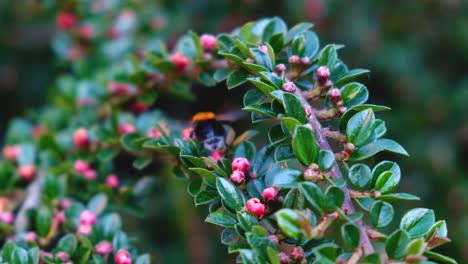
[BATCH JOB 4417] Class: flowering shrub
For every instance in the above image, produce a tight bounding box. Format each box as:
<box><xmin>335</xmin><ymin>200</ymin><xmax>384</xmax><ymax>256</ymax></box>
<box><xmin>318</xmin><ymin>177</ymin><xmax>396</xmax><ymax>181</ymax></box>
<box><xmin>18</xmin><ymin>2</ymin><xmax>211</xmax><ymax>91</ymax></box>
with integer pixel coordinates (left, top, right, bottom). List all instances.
<box><xmin>0</xmin><ymin>2</ymin><xmax>458</xmax><ymax>264</ymax></box>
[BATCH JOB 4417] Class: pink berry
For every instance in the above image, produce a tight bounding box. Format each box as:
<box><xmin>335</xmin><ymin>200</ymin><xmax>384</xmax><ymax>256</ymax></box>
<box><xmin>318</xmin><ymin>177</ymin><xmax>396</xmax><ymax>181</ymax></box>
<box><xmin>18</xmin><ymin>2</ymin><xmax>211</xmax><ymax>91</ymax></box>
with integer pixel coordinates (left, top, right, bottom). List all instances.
<box><xmin>208</xmin><ymin>150</ymin><xmax>224</xmax><ymax>164</ymax></box>
<box><xmin>304</xmin><ymin>104</ymin><xmax>312</xmax><ymax>117</ymax></box>
<box><xmin>146</xmin><ymin>128</ymin><xmax>161</xmax><ymax>139</ymax></box>
<box><xmin>246</xmin><ymin>198</ymin><xmax>266</xmax><ymax>220</ymax></box>
<box><xmin>108</xmin><ymin>82</ymin><xmax>131</xmax><ymax>96</ymax></box>
<box><xmin>276</xmin><ymin>64</ymin><xmax>286</xmax><ymax>73</ymax></box>
<box><xmin>3</xmin><ymin>145</ymin><xmax>20</xmax><ymax>161</ymax></box>
<box><xmin>278</xmin><ymin>252</ymin><xmax>289</xmax><ymax>264</ymax></box>
<box><xmin>259</xmin><ymin>45</ymin><xmax>269</xmax><ymax>54</ymax></box>
<box><xmin>95</xmin><ymin>241</ymin><xmax>113</xmax><ymax>256</ymax></box>
<box><xmin>61</xmin><ymin>198</ymin><xmax>72</xmax><ymax>209</ymax></box>
<box><xmin>57</xmin><ymin>11</ymin><xmax>76</xmax><ymax>31</ymax></box>
<box><xmin>200</xmin><ymin>34</ymin><xmax>217</xmax><ymax>52</ymax></box>
<box><xmin>55</xmin><ymin>211</ymin><xmax>66</xmax><ymax>224</ymax></box>
<box><xmin>170</xmin><ymin>52</ymin><xmax>189</xmax><ymax>71</ymax></box>
<box><xmin>231</xmin><ymin>157</ymin><xmax>250</xmax><ymax>173</ymax></box>
<box><xmin>0</xmin><ymin>212</ymin><xmax>14</xmax><ymax>224</ymax></box>
<box><xmin>24</xmin><ymin>232</ymin><xmax>38</xmax><ymax>243</ymax></box>
<box><xmin>115</xmin><ymin>249</ymin><xmax>132</xmax><ymax>264</ymax></box>
<box><xmin>56</xmin><ymin>252</ymin><xmax>70</xmax><ymax>262</ymax></box>
<box><xmin>182</xmin><ymin>127</ymin><xmax>193</xmax><ymax>140</ymax></box>
<box><xmin>106</xmin><ymin>175</ymin><xmax>120</xmax><ymax>188</ymax></box>
<box><xmin>262</xmin><ymin>187</ymin><xmax>278</xmax><ymax>202</ymax></box>
<box><xmin>79</xmin><ymin>24</ymin><xmax>95</xmax><ymax>39</ymax></box>
<box><xmin>300</xmin><ymin>57</ymin><xmax>310</xmax><ymax>65</ymax></box>
<box><xmin>73</xmin><ymin>128</ymin><xmax>90</xmax><ymax>147</ymax></box>
<box><xmin>316</xmin><ymin>66</ymin><xmax>330</xmax><ymax>84</ymax></box>
<box><xmin>119</xmin><ymin>123</ymin><xmax>136</xmax><ymax>135</ymax></box>
<box><xmin>74</xmin><ymin>160</ymin><xmax>90</xmax><ymax>174</ymax></box>
<box><xmin>230</xmin><ymin>170</ymin><xmax>246</xmax><ymax>185</ymax></box>
<box><xmin>282</xmin><ymin>81</ymin><xmax>297</xmax><ymax>93</ymax></box>
<box><xmin>290</xmin><ymin>247</ymin><xmax>304</xmax><ymax>262</ymax></box>
<box><xmin>18</xmin><ymin>165</ymin><xmax>36</xmax><ymax>181</ymax></box>
<box><xmin>328</xmin><ymin>88</ymin><xmax>342</xmax><ymax>106</ymax></box>
<box><xmin>288</xmin><ymin>55</ymin><xmax>300</xmax><ymax>64</ymax></box>
<box><xmin>79</xmin><ymin>210</ymin><xmax>97</xmax><ymax>225</ymax></box>
<box><xmin>77</xmin><ymin>224</ymin><xmax>92</xmax><ymax>236</ymax></box>
<box><xmin>83</xmin><ymin>169</ymin><xmax>97</xmax><ymax>181</ymax></box>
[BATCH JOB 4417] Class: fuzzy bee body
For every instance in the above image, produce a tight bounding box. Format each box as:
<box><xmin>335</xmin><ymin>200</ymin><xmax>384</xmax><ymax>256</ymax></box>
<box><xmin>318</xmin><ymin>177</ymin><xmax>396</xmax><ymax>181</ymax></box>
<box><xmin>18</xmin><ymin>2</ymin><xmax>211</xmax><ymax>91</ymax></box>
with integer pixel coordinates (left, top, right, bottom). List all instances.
<box><xmin>191</xmin><ymin>112</ymin><xmax>226</xmax><ymax>152</ymax></box>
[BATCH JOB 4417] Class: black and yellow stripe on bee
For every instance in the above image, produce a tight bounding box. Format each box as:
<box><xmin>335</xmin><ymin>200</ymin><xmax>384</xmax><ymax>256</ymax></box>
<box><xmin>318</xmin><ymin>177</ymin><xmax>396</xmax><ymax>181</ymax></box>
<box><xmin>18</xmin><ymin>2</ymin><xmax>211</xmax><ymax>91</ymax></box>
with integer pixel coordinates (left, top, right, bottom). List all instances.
<box><xmin>191</xmin><ymin>112</ymin><xmax>226</xmax><ymax>151</ymax></box>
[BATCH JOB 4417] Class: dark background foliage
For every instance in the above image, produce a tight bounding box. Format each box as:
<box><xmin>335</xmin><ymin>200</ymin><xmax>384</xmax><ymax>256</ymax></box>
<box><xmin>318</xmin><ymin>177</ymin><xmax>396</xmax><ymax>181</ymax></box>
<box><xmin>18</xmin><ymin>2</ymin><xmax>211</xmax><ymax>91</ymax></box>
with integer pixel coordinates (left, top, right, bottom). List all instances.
<box><xmin>0</xmin><ymin>0</ymin><xmax>466</xmax><ymax>263</ymax></box>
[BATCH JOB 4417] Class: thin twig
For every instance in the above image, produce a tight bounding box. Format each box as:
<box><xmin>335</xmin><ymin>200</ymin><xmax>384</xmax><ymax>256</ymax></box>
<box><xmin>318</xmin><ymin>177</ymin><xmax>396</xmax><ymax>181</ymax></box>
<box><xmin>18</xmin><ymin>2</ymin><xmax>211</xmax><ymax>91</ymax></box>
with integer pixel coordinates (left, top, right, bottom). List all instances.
<box><xmin>294</xmin><ymin>90</ymin><xmax>375</xmax><ymax>255</ymax></box>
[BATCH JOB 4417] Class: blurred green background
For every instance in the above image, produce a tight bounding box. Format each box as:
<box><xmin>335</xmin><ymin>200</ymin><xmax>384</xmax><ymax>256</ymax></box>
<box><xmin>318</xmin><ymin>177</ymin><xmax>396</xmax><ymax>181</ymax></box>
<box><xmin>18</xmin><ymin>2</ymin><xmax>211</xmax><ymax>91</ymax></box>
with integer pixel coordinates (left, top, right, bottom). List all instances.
<box><xmin>0</xmin><ymin>0</ymin><xmax>466</xmax><ymax>263</ymax></box>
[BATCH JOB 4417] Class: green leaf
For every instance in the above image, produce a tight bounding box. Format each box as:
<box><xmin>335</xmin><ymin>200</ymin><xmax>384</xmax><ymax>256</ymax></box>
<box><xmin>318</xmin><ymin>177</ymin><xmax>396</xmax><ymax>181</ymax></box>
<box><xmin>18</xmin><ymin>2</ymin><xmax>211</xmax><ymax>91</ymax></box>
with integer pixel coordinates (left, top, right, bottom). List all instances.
<box><xmin>405</xmin><ymin>237</ymin><xmax>425</xmax><ymax>256</ymax></box>
<box><xmin>57</xmin><ymin>234</ymin><xmax>78</xmax><ymax>254</ymax></box>
<box><xmin>375</xmin><ymin>171</ymin><xmax>398</xmax><ymax>194</ymax></box>
<box><xmin>213</xmin><ymin>68</ymin><xmax>233</xmax><ymax>82</ymax></box>
<box><xmin>216</xmin><ymin>177</ymin><xmax>246</xmax><ymax>212</ymax></box>
<box><xmin>190</xmin><ymin>168</ymin><xmax>218</xmax><ymax>186</ymax></box>
<box><xmin>318</xmin><ymin>150</ymin><xmax>335</xmax><ymax>171</ymax></box>
<box><xmin>237</xmin><ymin>211</ymin><xmax>259</xmax><ymax>232</ymax></box>
<box><xmin>386</xmin><ymin>229</ymin><xmax>411</xmax><ymax>259</ymax></box>
<box><xmin>120</xmin><ymin>133</ymin><xmax>143</xmax><ymax>152</ymax></box>
<box><xmin>244</xmin><ymin>88</ymin><xmax>267</xmax><ymax>106</ymax></box>
<box><xmin>359</xmin><ymin>253</ymin><xmax>382</xmax><ymax>264</ymax></box>
<box><xmin>314</xmin><ymin>243</ymin><xmax>339</xmax><ymax>264</ymax></box>
<box><xmin>286</xmin><ymin>22</ymin><xmax>314</xmax><ymax>43</ymax></box>
<box><xmin>346</xmin><ymin>109</ymin><xmax>376</xmax><ymax>147</ymax></box>
<box><xmin>318</xmin><ymin>44</ymin><xmax>338</xmax><ymax>70</ymax></box>
<box><xmin>135</xmin><ymin>254</ymin><xmax>152</xmax><ymax>264</ymax></box>
<box><xmin>189</xmin><ymin>31</ymin><xmax>204</xmax><ymax>59</ymax></box>
<box><xmin>340</xmin><ymin>82</ymin><xmax>369</xmax><ymax>107</ymax></box>
<box><xmin>400</xmin><ymin>208</ymin><xmax>435</xmax><ymax>238</ymax></box>
<box><xmin>87</xmin><ymin>193</ymin><xmax>108</xmax><ymax>215</ymax></box>
<box><xmin>376</xmin><ymin>138</ymin><xmax>409</xmax><ymax>156</ymax></box>
<box><xmin>28</xmin><ymin>247</ymin><xmax>40</xmax><ymax>264</ymax></box>
<box><xmin>425</xmin><ymin>220</ymin><xmax>448</xmax><ymax>240</ymax></box>
<box><xmin>218</xmin><ymin>51</ymin><xmax>244</xmax><ymax>64</ymax></box>
<box><xmin>12</xmin><ymin>247</ymin><xmax>28</xmax><ymax>264</ymax></box>
<box><xmin>346</xmin><ymin>164</ymin><xmax>372</xmax><ymax>190</ymax></box>
<box><xmin>243</xmin><ymin>104</ymin><xmax>277</xmax><ymax>117</ymax></box>
<box><xmin>292</xmin><ymin>125</ymin><xmax>319</xmax><ymax>166</ymax></box>
<box><xmin>234</xmin><ymin>141</ymin><xmax>256</xmax><ymax>162</ymax></box>
<box><xmin>372</xmin><ymin>161</ymin><xmax>400</xmax><ymax>187</ymax></box>
<box><xmin>133</xmin><ymin>156</ymin><xmax>153</xmax><ymax>170</ymax></box>
<box><xmin>280</xmin><ymin>117</ymin><xmax>301</xmax><ymax>134</ymax></box>
<box><xmin>221</xmin><ymin>229</ymin><xmax>240</xmax><ymax>245</ymax></box>
<box><xmin>205</xmin><ymin>212</ymin><xmax>238</xmax><ymax>228</ymax></box>
<box><xmin>335</xmin><ymin>69</ymin><xmax>370</xmax><ymax>86</ymax></box>
<box><xmin>300</xmin><ymin>182</ymin><xmax>325</xmax><ymax>212</ymax></box>
<box><xmin>370</xmin><ymin>201</ymin><xmax>394</xmax><ymax>228</ymax></box>
<box><xmin>325</xmin><ymin>186</ymin><xmax>344</xmax><ymax>212</ymax></box>
<box><xmin>265</xmin><ymin>167</ymin><xmax>302</xmax><ymax>188</ymax></box>
<box><xmin>36</xmin><ymin>207</ymin><xmax>52</xmax><ymax>238</ymax></box>
<box><xmin>275</xmin><ymin>209</ymin><xmax>301</xmax><ymax>239</ymax></box>
<box><xmin>248</xmin><ymin>78</ymin><xmax>276</xmax><ymax>95</ymax></box>
<box><xmin>423</xmin><ymin>251</ymin><xmax>458</xmax><ymax>264</ymax></box>
<box><xmin>227</xmin><ymin>70</ymin><xmax>250</xmax><ymax>89</ymax></box>
<box><xmin>268</xmin><ymin>125</ymin><xmax>287</xmax><ymax>145</ymax></box>
<box><xmin>274</xmin><ymin>144</ymin><xmax>294</xmax><ymax>162</ymax></box>
<box><xmin>376</xmin><ymin>193</ymin><xmax>420</xmax><ymax>202</ymax></box>
<box><xmin>283</xmin><ymin>93</ymin><xmax>308</xmax><ymax>124</ymax></box>
<box><xmin>283</xmin><ymin>188</ymin><xmax>305</xmax><ymax>210</ymax></box>
<box><xmin>341</xmin><ymin>223</ymin><xmax>360</xmax><ymax>249</ymax></box>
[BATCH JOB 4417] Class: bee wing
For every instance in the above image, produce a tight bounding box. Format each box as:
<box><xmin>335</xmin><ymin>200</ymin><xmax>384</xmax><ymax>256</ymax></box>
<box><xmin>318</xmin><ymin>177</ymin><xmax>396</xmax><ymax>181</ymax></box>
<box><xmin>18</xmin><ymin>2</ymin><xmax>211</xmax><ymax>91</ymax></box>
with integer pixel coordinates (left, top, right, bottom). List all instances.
<box><xmin>216</xmin><ymin>109</ymin><xmax>246</xmax><ymax>122</ymax></box>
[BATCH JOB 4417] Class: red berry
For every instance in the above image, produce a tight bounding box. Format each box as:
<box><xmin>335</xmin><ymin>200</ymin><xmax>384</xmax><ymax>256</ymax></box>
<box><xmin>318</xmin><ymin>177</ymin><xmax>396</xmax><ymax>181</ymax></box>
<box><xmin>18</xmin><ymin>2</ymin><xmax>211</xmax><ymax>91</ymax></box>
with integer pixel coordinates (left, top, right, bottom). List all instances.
<box><xmin>246</xmin><ymin>198</ymin><xmax>266</xmax><ymax>220</ymax></box>
<box><xmin>262</xmin><ymin>187</ymin><xmax>278</xmax><ymax>202</ymax></box>
<box><xmin>230</xmin><ymin>170</ymin><xmax>246</xmax><ymax>185</ymax></box>
<box><xmin>3</xmin><ymin>145</ymin><xmax>20</xmax><ymax>161</ymax></box>
<box><xmin>73</xmin><ymin>128</ymin><xmax>90</xmax><ymax>147</ymax></box>
<box><xmin>95</xmin><ymin>241</ymin><xmax>113</xmax><ymax>256</ymax></box>
<box><xmin>55</xmin><ymin>211</ymin><xmax>66</xmax><ymax>225</ymax></box>
<box><xmin>106</xmin><ymin>175</ymin><xmax>120</xmax><ymax>188</ymax></box>
<box><xmin>79</xmin><ymin>210</ymin><xmax>97</xmax><ymax>225</ymax></box>
<box><xmin>115</xmin><ymin>249</ymin><xmax>132</xmax><ymax>264</ymax></box>
<box><xmin>146</xmin><ymin>128</ymin><xmax>162</xmax><ymax>139</ymax></box>
<box><xmin>132</xmin><ymin>101</ymin><xmax>150</xmax><ymax>114</ymax></box>
<box><xmin>74</xmin><ymin>160</ymin><xmax>90</xmax><ymax>174</ymax></box>
<box><xmin>170</xmin><ymin>52</ymin><xmax>189</xmax><ymax>71</ymax></box>
<box><xmin>18</xmin><ymin>164</ymin><xmax>36</xmax><ymax>181</ymax></box>
<box><xmin>316</xmin><ymin>66</ymin><xmax>330</xmax><ymax>84</ymax></box>
<box><xmin>200</xmin><ymin>34</ymin><xmax>217</xmax><ymax>52</ymax></box>
<box><xmin>231</xmin><ymin>157</ymin><xmax>250</xmax><ymax>173</ymax></box>
<box><xmin>79</xmin><ymin>24</ymin><xmax>95</xmax><ymax>39</ymax></box>
<box><xmin>208</xmin><ymin>150</ymin><xmax>224</xmax><ymax>164</ymax></box>
<box><xmin>57</xmin><ymin>11</ymin><xmax>76</xmax><ymax>31</ymax></box>
<box><xmin>290</xmin><ymin>247</ymin><xmax>304</xmax><ymax>262</ymax></box>
<box><xmin>24</xmin><ymin>232</ymin><xmax>38</xmax><ymax>243</ymax></box>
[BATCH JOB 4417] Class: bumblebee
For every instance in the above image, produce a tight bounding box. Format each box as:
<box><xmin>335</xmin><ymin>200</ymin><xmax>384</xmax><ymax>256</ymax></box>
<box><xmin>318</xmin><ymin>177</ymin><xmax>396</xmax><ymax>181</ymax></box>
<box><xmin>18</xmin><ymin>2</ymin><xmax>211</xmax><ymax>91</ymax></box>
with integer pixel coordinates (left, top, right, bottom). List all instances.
<box><xmin>191</xmin><ymin>112</ymin><xmax>226</xmax><ymax>152</ymax></box>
